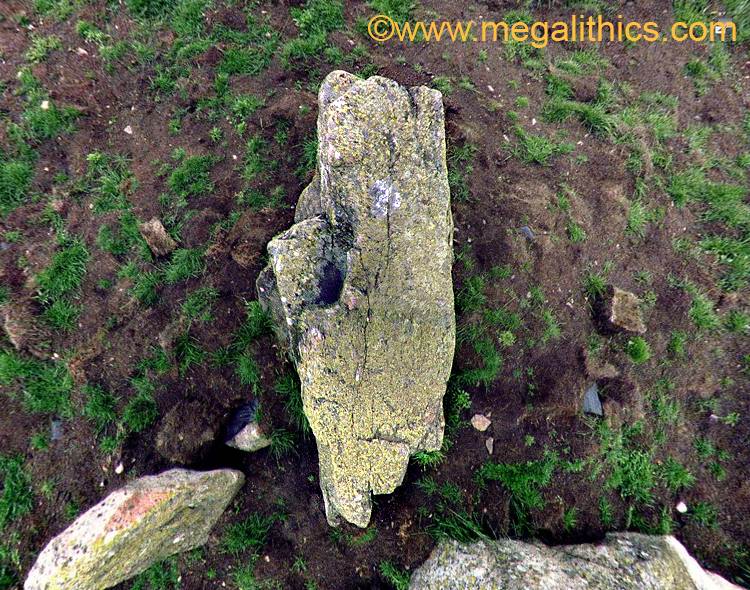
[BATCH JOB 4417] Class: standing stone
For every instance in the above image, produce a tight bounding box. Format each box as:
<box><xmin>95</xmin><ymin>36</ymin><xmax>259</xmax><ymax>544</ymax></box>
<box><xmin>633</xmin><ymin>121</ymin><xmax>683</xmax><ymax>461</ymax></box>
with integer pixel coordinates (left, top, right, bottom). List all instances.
<box><xmin>25</xmin><ymin>469</ymin><xmax>244</xmax><ymax>590</ymax></box>
<box><xmin>257</xmin><ymin>71</ymin><xmax>455</xmax><ymax>527</ymax></box>
<box><xmin>409</xmin><ymin>534</ymin><xmax>742</xmax><ymax>590</ymax></box>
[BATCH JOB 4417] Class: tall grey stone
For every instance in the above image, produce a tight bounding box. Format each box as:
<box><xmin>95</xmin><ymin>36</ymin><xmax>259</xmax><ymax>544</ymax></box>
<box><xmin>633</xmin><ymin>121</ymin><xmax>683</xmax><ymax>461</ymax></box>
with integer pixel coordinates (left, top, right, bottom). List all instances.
<box><xmin>257</xmin><ymin>71</ymin><xmax>455</xmax><ymax>527</ymax></box>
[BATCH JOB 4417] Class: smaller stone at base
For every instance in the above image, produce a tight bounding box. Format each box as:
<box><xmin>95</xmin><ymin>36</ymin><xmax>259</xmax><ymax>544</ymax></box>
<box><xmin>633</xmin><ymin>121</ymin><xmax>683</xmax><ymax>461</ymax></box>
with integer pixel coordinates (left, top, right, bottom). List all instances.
<box><xmin>226</xmin><ymin>421</ymin><xmax>271</xmax><ymax>452</ymax></box>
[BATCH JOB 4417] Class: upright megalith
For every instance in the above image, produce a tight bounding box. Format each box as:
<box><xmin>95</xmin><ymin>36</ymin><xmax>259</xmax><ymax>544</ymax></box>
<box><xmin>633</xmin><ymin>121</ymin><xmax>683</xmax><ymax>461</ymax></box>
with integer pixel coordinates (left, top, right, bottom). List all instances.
<box><xmin>257</xmin><ymin>71</ymin><xmax>455</xmax><ymax>527</ymax></box>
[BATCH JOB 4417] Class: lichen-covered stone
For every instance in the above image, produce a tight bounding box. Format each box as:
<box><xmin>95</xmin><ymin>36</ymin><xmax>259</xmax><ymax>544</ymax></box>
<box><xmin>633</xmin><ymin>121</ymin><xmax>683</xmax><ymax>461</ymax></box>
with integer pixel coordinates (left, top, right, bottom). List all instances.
<box><xmin>138</xmin><ymin>218</ymin><xmax>176</xmax><ymax>257</ymax></box>
<box><xmin>604</xmin><ymin>286</ymin><xmax>646</xmax><ymax>333</ymax></box>
<box><xmin>409</xmin><ymin>534</ymin><xmax>742</xmax><ymax>590</ymax></box>
<box><xmin>257</xmin><ymin>71</ymin><xmax>454</xmax><ymax>527</ymax></box>
<box><xmin>25</xmin><ymin>468</ymin><xmax>244</xmax><ymax>590</ymax></box>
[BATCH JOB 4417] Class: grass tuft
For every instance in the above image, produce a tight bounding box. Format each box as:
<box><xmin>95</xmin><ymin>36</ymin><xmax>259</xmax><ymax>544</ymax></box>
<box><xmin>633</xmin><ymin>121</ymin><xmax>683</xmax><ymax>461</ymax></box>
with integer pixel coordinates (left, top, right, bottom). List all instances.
<box><xmin>222</xmin><ymin>513</ymin><xmax>275</xmax><ymax>556</ymax></box>
<box><xmin>0</xmin><ymin>456</ymin><xmax>33</xmax><ymax>531</ymax></box>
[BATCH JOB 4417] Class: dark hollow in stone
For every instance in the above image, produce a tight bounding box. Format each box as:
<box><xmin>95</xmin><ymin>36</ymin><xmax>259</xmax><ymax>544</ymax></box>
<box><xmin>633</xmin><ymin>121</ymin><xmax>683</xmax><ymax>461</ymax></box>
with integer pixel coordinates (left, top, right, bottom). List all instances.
<box><xmin>316</xmin><ymin>261</ymin><xmax>344</xmax><ymax>306</ymax></box>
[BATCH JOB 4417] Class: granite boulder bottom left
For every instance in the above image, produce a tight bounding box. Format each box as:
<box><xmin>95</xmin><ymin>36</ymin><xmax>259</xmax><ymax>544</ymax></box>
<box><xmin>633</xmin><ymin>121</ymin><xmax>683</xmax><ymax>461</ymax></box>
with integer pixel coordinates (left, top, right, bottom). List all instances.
<box><xmin>25</xmin><ymin>468</ymin><xmax>245</xmax><ymax>590</ymax></box>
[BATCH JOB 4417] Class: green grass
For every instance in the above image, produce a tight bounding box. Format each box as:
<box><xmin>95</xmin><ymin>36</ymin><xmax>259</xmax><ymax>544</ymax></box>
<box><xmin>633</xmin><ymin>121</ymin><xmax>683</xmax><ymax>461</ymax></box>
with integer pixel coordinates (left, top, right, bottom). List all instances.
<box><xmin>235</xmin><ymin>352</ymin><xmax>261</xmax><ymax>391</ymax></box>
<box><xmin>562</xmin><ymin>506</ymin><xmax>578</xmax><ymax>531</ymax></box>
<box><xmin>34</xmin><ymin>0</ymin><xmax>74</xmax><ymax>20</ymax></box>
<box><xmin>686</xmin><ymin>287</ymin><xmax>720</xmax><ymax>330</ymax></box>
<box><xmin>0</xmin><ymin>456</ymin><xmax>33</xmax><ymax>531</ymax></box>
<box><xmin>477</xmin><ymin>452</ymin><xmax>557</xmax><ymax>534</ymax></box>
<box><xmin>243</xmin><ymin>136</ymin><xmax>270</xmax><ymax>181</ymax></box>
<box><xmin>0</xmin><ymin>350</ymin><xmax>73</xmax><ymax>416</ymax></box>
<box><xmin>21</xmin><ymin>100</ymin><xmax>78</xmax><ymax>144</ymax></box>
<box><xmin>167</xmin><ymin>155</ymin><xmax>215</xmax><ymax>199</ymax></box>
<box><xmin>554</xmin><ymin>49</ymin><xmax>608</xmax><ymax>75</ymax></box>
<box><xmin>456</xmin><ymin>332</ymin><xmax>502</xmax><ymax>388</ymax></box>
<box><xmin>412</xmin><ymin>449</ymin><xmax>445</xmax><ymax>469</ymax></box>
<box><xmin>626</xmin><ymin>199</ymin><xmax>649</xmax><ymax>238</ymax></box>
<box><xmin>567</xmin><ymin>220</ymin><xmax>587</xmax><ymax>243</ymax></box>
<box><xmin>0</xmin><ymin>157</ymin><xmax>34</xmax><ymax>216</ymax></box>
<box><xmin>276</xmin><ymin>372</ymin><xmax>310</xmax><ymax>437</ymax></box>
<box><xmin>542</xmin><ymin>97</ymin><xmax>615</xmax><ymax>137</ymax></box>
<box><xmin>164</xmin><ymin>248</ymin><xmax>204</xmax><ymax>284</ymax></box>
<box><xmin>726</xmin><ymin>0</ymin><xmax>750</xmax><ymax>42</ymax></box>
<box><xmin>83</xmin><ymin>384</ymin><xmax>118</xmax><ymax>434</ymax></box>
<box><xmin>129</xmin><ymin>269</ymin><xmax>163</xmax><ymax>306</ymax></box>
<box><xmin>296</xmin><ymin>135</ymin><xmax>318</xmax><ymax>180</ymax></box>
<box><xmin>426</xmin><ymin>507</ymin><xmax>486</xmax><ymax>543</ymax></box>
<box><xmin>174</xmin><ymin>333</ymin><xmax>205</xmax><ymax>375</ymax></box>
<box><xmin>369</xmin><ymin>0</ymin><xmax>414</xmax><ymax>22</ymax></box>
<box><xmin>181</xmin><ymin>286</ymin><xmax>218</xmax><ymax>324</ymax></box>
<box><xmin>121</xmin><ymin>376</ymin><xmax>159</xmax><ymax>433</ymax></box>
<box><xmin>346</xmin><ymin>525</ymin><xmax>378</xmax><ymax>547</ymax></box>
<box><xmin>540</xmin><ymin>308</ymin><xmax>561</xmax><ymax>343</ymax></box>
<box><xmin>96</xmin><ymin>211</ymin><xmax>149</xmax><ymax>259</ymax></box>
<box><xmin>222</xmin><ymin>513</ymin><xmax>275</xmax><ymax>556</ymax></box>
<box><xmin>25</xmin><ymin>35</ymin><xmax>62</xmax><ymax>63</ymax></box>
<box><xmin>625</xmin><ymin>337</ymin><xmax>651</xmax><ymax>364</ymax></box>
<box><xmin>726</xmin><ymin>310</ymin><xmax>749</xmax><ymax>334</ymax></box>
<box><xmin>41</xmin><ymin>299</ymin><xmax>81</xmax><ymax>331</ymax></box>
<box><xmin>379</xmin><ymin>561</ymin><xmax>410</xmax><ymax>590</ymax></box>
<box><xmin>595</xmin><ymin>421</ymin><xmax>656</xmax><ymax>506</ymax></box>
<box><xmin>700</xmin><ymin>235</ymin><xmax>750</xmax><ymax>292</ymax></box>
<box><xmin>270</xmin><ymin>429</ymin><xmax>297</xmax><ymax>462</ymax></box>
<box><xmin>0</xmin><ymin>539</ymin><xmax>21</xmax><ymax>590</ymax></box>
<box><xmin>282</xmin><ymin>0</ymin><xmax>345</xmax><ymax>66</ymax></box>
<box><xmin>81</xmin><ymin>152</ymin><xmax>134</xmax><ymax>214</ymax></box>
<box><xmin>512</xmin><ymin>126</ymin><xmax>574</xmax><ymax>165</ymax></box>
<box><xmin>659</xmin><ymin>457</ymin><xmax>695</xmax><ymax>492</ymax></box>
<box><xmin>130</xmin><ymin>557</ymin><xmax>180</xmax><ymax>590</ymax></box>
<box><xmin>447</xmin><ymin>142</ymin><xmax>476</xmax><ymax>202</ymax></box>
<box><xmin>690</xmin><ymin>501</ymin><xmax>718</xmax><ymax>528</ymax></box>
<box><xmin>35</xmin><ymin>238</ymin><xmax>89</xmax><ymax>312</ymax></box>
<box><xmin>456</xmin><ymin>275</ymin><xmax>486</xmax><ymax>314</ymax></box>
<box><xmin>582</xmin><ymin>268</ymin><xmax>608</xmax><ymax>300</ymax></box>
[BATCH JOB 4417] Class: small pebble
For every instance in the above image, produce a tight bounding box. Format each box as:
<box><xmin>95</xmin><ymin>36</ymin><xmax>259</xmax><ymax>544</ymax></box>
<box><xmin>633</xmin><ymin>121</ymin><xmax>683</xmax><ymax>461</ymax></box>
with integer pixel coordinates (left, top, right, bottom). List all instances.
<box><xmin>115</xmin><ymin>462</ymin><xmax>124</xmax><ymax>475</ymax></box>
<box><xmin>676</xmin><ymin>501</ymin><xmax>688</xmax><ymax>514</ymax></box>
<box><xmin>471</xmin><ymin>414</ymin><xmax>492</xmax><ymax>432</ymax></box>
<box><xmin>50</xmin><ymin>419</ymin><xmax>63</xmax><ymax>441</ymax></box>
<box><xmin>519</xmin><ymin>226</ymin><xmax>535</xmax><ymax>241</ymax></box>
<box><xmin>485</xmin><ymin>437</ymin><xmax>494</xmax><ymax>455</ymax></box>
<box><xmin>123</xmin><ymin>125</ymin><xmax>133</xmax><ymax>135</ymax></box>
<box><xmin>40</xmin><ymin>100</ymin><xmax>49</xmax><ymax>111</ymax></box>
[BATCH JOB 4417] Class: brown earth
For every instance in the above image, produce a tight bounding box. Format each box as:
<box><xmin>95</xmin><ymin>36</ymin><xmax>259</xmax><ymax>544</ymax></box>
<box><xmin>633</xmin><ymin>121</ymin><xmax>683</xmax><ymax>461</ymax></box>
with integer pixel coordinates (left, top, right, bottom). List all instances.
<box><xmin>1</xmin><ymin>0</ymin><xmax>749</xmax><ymax>589</ymax></box>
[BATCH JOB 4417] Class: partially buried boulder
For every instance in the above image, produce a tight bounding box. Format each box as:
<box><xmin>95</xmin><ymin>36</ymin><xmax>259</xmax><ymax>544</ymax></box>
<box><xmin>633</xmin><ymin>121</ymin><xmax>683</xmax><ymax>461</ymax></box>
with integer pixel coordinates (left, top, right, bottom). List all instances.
<box><xmin>257</xmin><ymin>71</ymin><xmax>455</xmax><ymax>527</ymax></box>
<box><xmin>409</xmin><ymin>534</ymin><xmax>742</xmax><ymax>590</ymax></box>
<box><xmin>597</xmin><ymin>286</ymin><xmax>646</xmax><ymax>334</ymax></box>
<box><xmin>139</xmin><ymin>218</ymin><xmax>177</xmax><ymax>257</ymax></box>
<box><xmin>25</xmin><ymin>468</ymin><xmax>244</xmax><ymax>590</ymax></box>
